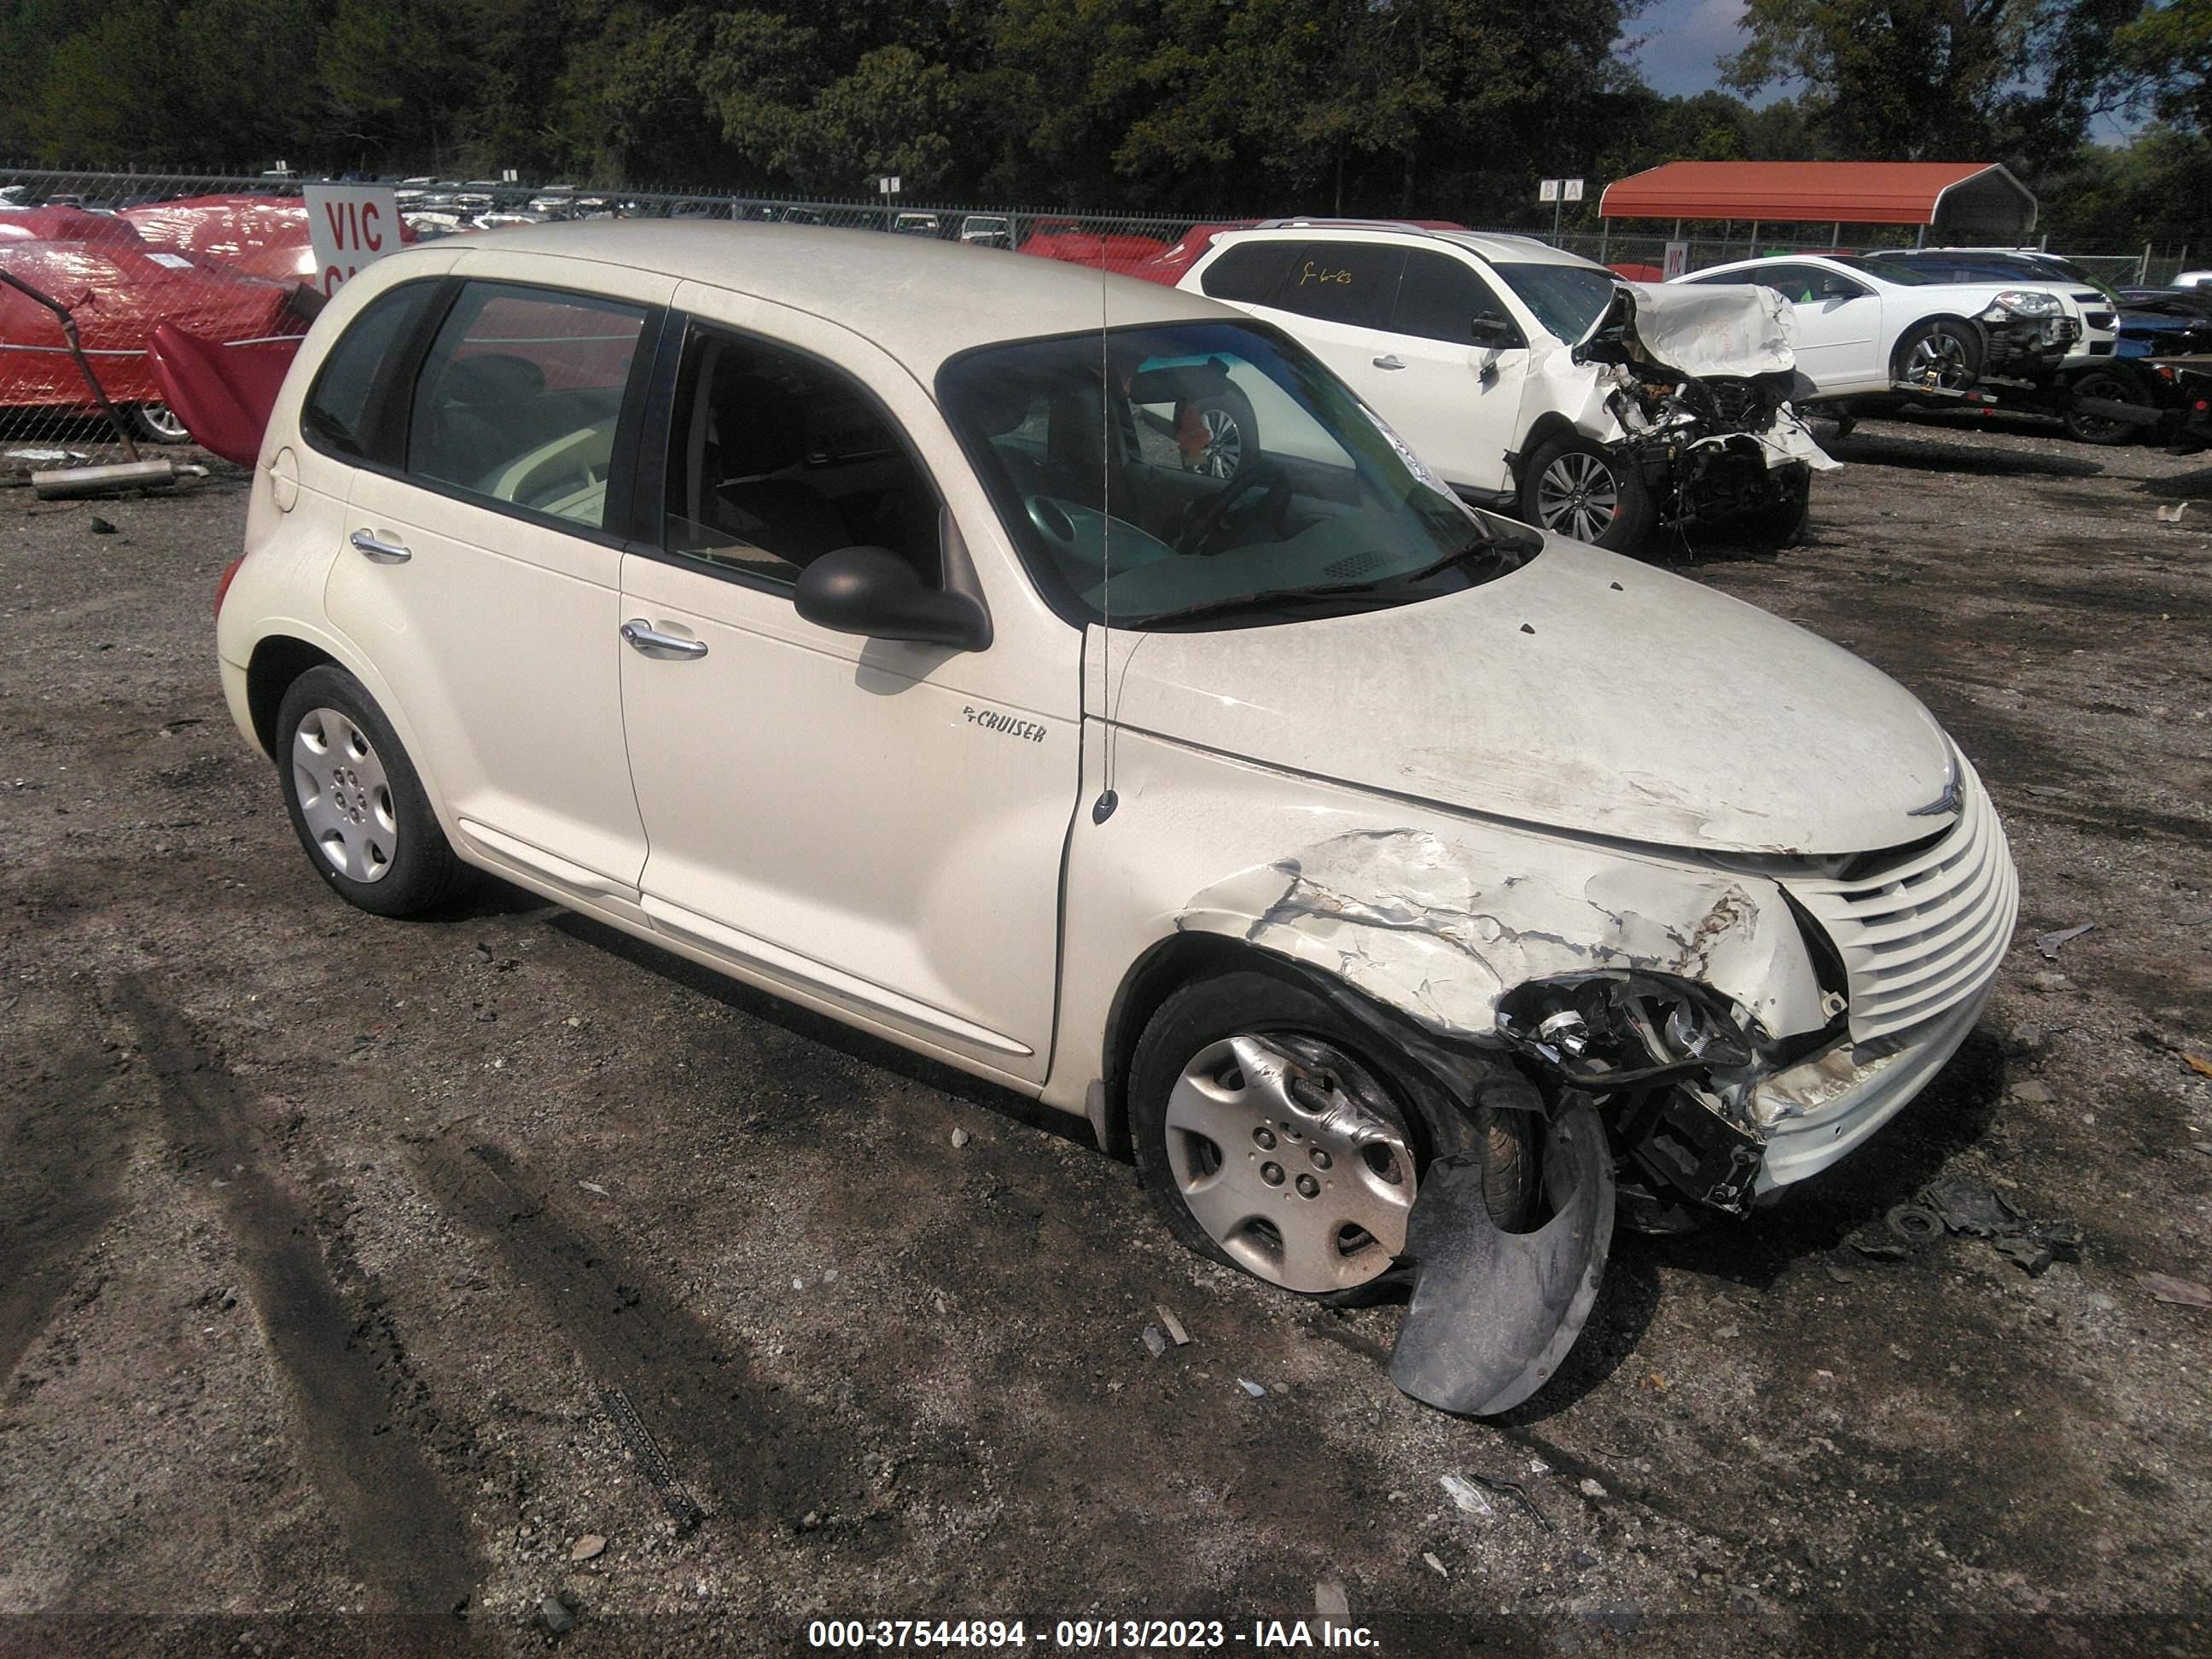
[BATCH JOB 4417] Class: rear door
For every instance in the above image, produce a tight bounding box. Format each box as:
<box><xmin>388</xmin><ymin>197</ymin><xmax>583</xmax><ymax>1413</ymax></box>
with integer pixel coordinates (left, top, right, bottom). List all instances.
<box><xmin>325</xmin><ymin>269</ymin><xmax>669</xmax><ymax>900</ymax></box>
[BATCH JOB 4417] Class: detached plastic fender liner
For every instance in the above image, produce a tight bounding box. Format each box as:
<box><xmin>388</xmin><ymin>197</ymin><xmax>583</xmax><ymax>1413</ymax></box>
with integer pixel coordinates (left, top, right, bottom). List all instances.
<box><xmin>1388</xmin><ymin>1097</ymin><xmax>1615</xmax><ymax>1417</ymax></box>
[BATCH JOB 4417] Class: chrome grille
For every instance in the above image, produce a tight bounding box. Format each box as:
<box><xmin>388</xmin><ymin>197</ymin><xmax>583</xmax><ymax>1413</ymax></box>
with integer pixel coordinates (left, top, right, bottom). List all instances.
<box><xmin>1783</xmin><ymin>758</ymin><xmax>2018</xmax><ymax>1043</ymax></box>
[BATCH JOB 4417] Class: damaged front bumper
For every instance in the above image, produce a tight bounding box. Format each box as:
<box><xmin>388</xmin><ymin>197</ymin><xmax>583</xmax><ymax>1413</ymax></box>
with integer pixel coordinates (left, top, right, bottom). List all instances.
<box><xmin>1752</xmin><ymin>982</ymin><xmax>1992</xmax><ymax>1192</ymax></box>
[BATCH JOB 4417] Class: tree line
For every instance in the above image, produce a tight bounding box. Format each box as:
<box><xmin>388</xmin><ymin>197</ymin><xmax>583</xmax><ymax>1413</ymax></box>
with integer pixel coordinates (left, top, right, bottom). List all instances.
<box><xmin>0</xmin><ymin>0</ymin><xmax>2203</xmax><ymax>246</ymax></box>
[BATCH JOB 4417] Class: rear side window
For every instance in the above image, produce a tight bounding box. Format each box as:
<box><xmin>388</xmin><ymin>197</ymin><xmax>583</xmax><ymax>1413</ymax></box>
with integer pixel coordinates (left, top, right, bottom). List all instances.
<box><xmin>1270</xmin><ymin>242</ymin><xmax>1406</xmax><ymax>329</ymax></box>
<box><xmin>405</xmin><ymin>282</ymin><xmax>648</xmax><ymax>530</ymax></box>
<box><xmin>1393</xmin><ymin>251</ymin><xmax>1513</xmax><ymax>345</ymax></box>
<box><xmin>300</xmin><ymin>282</ymin><xmax>439</xmax><ymax>459</ymax></box>
<box><xmin>1200</xmin><ymin>242</ymin><xmax>1297</xmax><ymax>306</ymax></box>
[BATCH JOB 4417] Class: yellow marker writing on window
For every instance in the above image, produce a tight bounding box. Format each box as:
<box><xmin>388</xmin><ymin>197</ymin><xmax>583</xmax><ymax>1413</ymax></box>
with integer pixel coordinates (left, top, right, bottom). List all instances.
<box><xmin>1299</xmin><ymin>260</ymin><xmax>1353</xmax><ymax>287</ymax></box>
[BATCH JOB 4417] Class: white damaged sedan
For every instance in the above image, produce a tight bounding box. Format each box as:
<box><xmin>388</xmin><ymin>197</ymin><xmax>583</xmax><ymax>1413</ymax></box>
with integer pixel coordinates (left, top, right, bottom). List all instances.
<box><xmin>212</xmin><ymin>223</ymin><xmax>2017</xmax><ymax>1415</ymax></box>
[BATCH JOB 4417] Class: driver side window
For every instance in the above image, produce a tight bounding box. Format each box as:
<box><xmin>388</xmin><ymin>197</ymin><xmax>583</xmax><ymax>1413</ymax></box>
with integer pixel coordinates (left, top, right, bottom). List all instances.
<box><xmin>405</xmin><ymin>281</ymin><xmax>647</xmax><ymax>530</ymax></box>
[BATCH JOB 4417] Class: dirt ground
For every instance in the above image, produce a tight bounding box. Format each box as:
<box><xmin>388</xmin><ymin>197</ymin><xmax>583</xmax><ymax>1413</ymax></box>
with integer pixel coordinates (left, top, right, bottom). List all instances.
<box><xmin>3</xmin><ymin>410</ymin><xmax>2209</xmax><ymax>1658</ymax></box>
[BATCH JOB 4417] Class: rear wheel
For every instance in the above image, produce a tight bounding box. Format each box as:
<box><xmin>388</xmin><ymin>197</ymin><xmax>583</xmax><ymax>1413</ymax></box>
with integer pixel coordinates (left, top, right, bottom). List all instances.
<box><xmin>1890</xmin><ymin>319</ymin><xmax>1980</xmax><ymax>392</ymax></box>
<box><xmin>275</xmin><ymin>666</ymin><xmax>474</xmax><ymax>917</ymax></box>
<box><xmin>1518</xmin><ymin>432</ymin><xmax>1655</xmax><ymax>550</ymax></box>
<box><xmin>1129</xmin><ymin>969</ymin><xmax>1535</xmax><ymax>1296</ymax></box>
<box><xmin>2064</xmin><ymin>366</ymin><xmax>2153</xmax><ymax>446</ymax></box>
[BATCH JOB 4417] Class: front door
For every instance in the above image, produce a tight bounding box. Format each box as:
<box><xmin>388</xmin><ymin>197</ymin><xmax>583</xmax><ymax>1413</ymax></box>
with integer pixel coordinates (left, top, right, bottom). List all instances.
<box><xmin>1363</xmin><ymin>248</ymin><xmax>1530</xmax><ymax>494</ymax></box>
<box><xmin>615</xmin><ymin>300</ymin><xmax>1079</xmax><ymax>1081</ymax></box>
<box><xmin>324</xmin><ymin>276</ymin><xmax>662</xmax><ymax>898</ymax></box>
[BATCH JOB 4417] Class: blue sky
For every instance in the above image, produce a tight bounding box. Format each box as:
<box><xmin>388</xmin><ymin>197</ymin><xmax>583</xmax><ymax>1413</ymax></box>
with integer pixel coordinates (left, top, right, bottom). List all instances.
<box><xmin>1626</xmin><ymin>0</ymin><xmax>1753</xmax><ymax>98</ymax></box>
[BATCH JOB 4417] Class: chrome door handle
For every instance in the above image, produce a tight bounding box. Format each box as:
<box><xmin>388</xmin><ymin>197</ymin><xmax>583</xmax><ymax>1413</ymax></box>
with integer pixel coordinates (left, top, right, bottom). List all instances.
<box><xmin>1372</xmin><ymin>354</ymin><xmax>1406</xmax><ymax>370</ymax></box>
<box><xmin>620</xmin><ymin>619</ymin><xmax>707</xmax><ymax>660</ymax></box>
<box><xmin>350</xmin><ymin>529</ymin><xmax>410</xmax><ymax>563</ymax></box>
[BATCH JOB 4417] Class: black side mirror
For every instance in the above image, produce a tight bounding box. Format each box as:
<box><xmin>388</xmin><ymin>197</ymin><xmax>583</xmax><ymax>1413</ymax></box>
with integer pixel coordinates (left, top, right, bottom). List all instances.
<box><xmin>1469</xmin><ymin>311</ymin><xmax>1516</xmax><ymax>347</ymax></box>
<box><xmin>795</xmin><ymin>546</ymin><xmax>991</xmax><ymax>649</ymax></box>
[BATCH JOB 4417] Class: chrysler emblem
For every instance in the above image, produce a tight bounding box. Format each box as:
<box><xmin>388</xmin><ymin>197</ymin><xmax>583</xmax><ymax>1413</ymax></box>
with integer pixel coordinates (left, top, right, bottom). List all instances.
<box><xmin>1907</xmin><ymin>765</ymin><xmax>1963</xmax><ymax>817</ymax></box>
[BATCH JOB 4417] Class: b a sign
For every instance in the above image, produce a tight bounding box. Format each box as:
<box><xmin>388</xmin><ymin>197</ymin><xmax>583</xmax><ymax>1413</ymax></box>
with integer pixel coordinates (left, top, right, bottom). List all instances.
<box><xmin>305</xmin><ymin>183</ymin><xmax>401</xmax><ymax>296</ymax></box>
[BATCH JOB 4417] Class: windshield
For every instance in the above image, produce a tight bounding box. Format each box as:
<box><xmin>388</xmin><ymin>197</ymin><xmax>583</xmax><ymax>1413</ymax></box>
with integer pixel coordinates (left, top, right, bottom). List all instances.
<box><xmin>1491</xmin><ymin>262</ymin><xmax>1621</xmax><ymax>343</ymax></box>
<box><xmin>938</xmin><ymin>319</ymin><xmax>1535</xmax><ymax>631</ymax></box>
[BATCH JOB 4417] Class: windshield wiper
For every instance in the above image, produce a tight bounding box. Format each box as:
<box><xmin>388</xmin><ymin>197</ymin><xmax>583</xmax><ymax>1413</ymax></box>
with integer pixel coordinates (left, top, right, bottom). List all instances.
<box><xmin>1125</xmin><ymin>535</ymin><xmax>1516</xmax><ymax>630</ymax></box>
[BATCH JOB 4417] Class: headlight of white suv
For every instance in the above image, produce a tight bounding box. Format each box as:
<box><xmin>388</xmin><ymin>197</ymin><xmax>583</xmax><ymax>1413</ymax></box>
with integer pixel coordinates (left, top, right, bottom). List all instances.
<box><xmin>1982</xmin><ymin>289</ymin><xmax>2061</xmax><ymax>319</ymax></box>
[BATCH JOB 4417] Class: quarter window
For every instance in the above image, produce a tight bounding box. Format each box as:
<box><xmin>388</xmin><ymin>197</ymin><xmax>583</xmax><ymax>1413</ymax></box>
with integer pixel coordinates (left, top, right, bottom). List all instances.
<box><xmin>1269</xmin><ymin>242</ymin><xmax>1406</xmax><ymax>329</ymax></box>
<box><xmin>300</xmin><ymin>281</ymin><xmax>439</xmax><ymax>460</ymax></box>
<box><xmin>405</xmin><ymin>282</ymin><xmax>648</xmax><ymax>530</ymax></box>
<box><xmin>661</xmin><ymin>324</ymin><xmax>943</xmax><ymax>590</ymax></box>
<box><xmin>1200</xmin><ymin>242</ymin><xmax>1298</xmax><ymax>306</ymax></box>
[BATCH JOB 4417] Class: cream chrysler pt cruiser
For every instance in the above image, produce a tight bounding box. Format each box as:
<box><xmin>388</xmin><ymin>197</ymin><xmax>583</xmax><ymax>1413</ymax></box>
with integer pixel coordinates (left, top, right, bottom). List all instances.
<box><xmin>216</xmin><ymin>223</ymin><xmax>2017</xmax><ymax>1415</ymax></box>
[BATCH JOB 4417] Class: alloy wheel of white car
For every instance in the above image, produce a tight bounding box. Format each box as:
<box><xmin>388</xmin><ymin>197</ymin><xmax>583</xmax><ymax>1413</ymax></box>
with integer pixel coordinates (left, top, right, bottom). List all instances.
<box><xmin>1534</xmin><ymin>449</ymin><xmax>1621</xmax><ymax>544</ymax></box>
<box><xmin>1897</xmin><ymin>325</ymin><xmax>1975</xmax><ymax>391</ymax></box>
<box><xmin>1161</xmin><ymin>1032</ymin><xmax>1419</xmax><ymax>1293</ymax></box>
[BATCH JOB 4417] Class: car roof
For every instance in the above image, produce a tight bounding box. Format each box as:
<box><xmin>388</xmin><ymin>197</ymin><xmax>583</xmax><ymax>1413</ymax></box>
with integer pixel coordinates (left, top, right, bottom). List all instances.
<box><xmin>397</xmin><ymin>220</ymin><xmax>1228</xmax><ymax>376</ymax></box>
<box><xmin>1202</xmin><ymin>224</ymin><xmax>1606</xmax><ymax>271</ymax></box>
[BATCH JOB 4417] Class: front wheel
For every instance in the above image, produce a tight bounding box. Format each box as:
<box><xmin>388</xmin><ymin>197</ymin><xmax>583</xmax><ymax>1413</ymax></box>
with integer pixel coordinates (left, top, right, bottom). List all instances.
<box><xmin>2064</xmin><ymin>366</ymin><xmax>2153</xmax><ymax>446</ymax></box>
<box><xmin>1517</xmin><ymin>433</ymin><xmax>1655</xmax><ymax>550</ymax></box>
<box><xmin>275</xmin><ymin>665</ymin><xmax>474</xmax><ymax>917</ymax></box>
<box><xmin>1128</xmin><ymin>969</ymin><xmax>1535</xmax><ymax>1296</ymax></box>
<box><xmin>1890</xmin><ymin>319</ymin><xmax>1981</xmax><ymax>392</ymax></box>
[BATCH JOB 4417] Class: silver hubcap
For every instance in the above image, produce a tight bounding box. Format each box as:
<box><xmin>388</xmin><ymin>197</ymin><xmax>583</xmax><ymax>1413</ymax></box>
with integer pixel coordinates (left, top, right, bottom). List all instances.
<box><xmin>292</xmin><ymin>707</ymin><xmax>397</xmax><ymax>883</ymax></box>
<box><xmin>1536</xmin><ymin>451</ymin><xmax>1620</xmax><ymax>542</ymax></box>
<box><xmin>1190</xmin><ymin>408</ymin><xmax>1243</xmax><ymax>477</ymax></box>
<box><xmin>1906</xmin><ymin>333</ymin><xmax>1969</xmax><ymax>388</ymax></box>
<box><xmin>140</xmin><ymin>403</ymin><xmax>188</xmax><ymax>439</ymax></box>
<box><xmin>1163</xmin><ymin>1033</ymin><xmax>1416</xmax><ymax>1293</ymax></box>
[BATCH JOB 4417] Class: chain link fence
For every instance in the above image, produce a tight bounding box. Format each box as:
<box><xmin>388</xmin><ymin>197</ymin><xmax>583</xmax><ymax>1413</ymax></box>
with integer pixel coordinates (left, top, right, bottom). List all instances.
<box><xmin>1</xmin><ymin>166</ymin><xmax>2197</xmax><ymax>462</ymax></box>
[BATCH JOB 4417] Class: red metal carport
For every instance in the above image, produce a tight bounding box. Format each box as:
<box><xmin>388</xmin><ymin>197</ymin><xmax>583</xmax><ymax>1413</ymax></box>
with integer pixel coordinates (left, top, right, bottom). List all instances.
<box><xmin>1599</xmin><ymin>160</ymin><xmax>2038</xmax><ymax>246</ymax></box>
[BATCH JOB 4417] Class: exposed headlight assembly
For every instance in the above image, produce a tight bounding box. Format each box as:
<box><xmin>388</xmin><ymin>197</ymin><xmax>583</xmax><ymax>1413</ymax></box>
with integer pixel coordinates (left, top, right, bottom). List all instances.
<box><xmin>1496</xmin><ymin>971</ymin><xmax>1771</xmax><ymax>1213</ymax></box>
<box><xmin>1495</xmin><ymin>971</ymin><xmax>1760</xmax><ymax>1088</ymax></box>
<box><xmin>1982</xmin><ymin>288</ymin><xmax>2062</xmax><ymax>319</ymax></box>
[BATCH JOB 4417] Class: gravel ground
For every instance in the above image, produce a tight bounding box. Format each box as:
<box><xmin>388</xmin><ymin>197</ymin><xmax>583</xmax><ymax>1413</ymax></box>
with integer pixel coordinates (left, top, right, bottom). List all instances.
<box><xmin>3</xmin><ymin>413</ymin><xmax>2209</xmax><ymax>1657</ymax></box>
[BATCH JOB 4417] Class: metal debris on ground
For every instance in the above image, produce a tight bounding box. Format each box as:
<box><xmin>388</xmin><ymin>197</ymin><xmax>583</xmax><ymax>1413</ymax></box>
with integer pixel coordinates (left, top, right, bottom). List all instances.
<box><xmin>2138</xmin><ymin>1272</ymin><xmax>2212</xmax><ymax>1309</ymax></box>
<box><xmin>1313</xmin><ymin>1579</ymin><xmax>1351</xmax><ymax>1623</ymax></box>
<box><xmin>2034</xmin><ymin>923</ymin><xmax>2095</xmax><ymax>960</ymax></box>
<box><xmin>1884</xmin><ymin>1203</ymin><xmax>1944</xmax><ymax>1244</ymax></box>
<box><xmin>598</xmin><ymin>1387</ymin><xmax>707</xmax><ymax>1532</ymax></box>
<box><xmin>1457</xmin><ymin>1468</ymin><xmax>1552</xmax><ymax>1530</ymax></box>
<box><xmin>1141</xmin><ymin>1324</ymin><xmax>1169</xmax><ymax>1359</ymax></box>
<box><xmin>5</xmin><ymin>447</ymin><xmax>84</xmax><ymax>464</ymax></box>
<box><xmin>32</xmin><ymin>459</ymin><xmax>207</xmax><ymax>498</ymax></box>
<box><xmin>1154</xmin><ymin>1303</ymin><xmax>1190</xmax><ymax>1346</ymax></box>
<box><xmin>569</xmin><ymin>1534</ymin><xmax>606</xmax><ymax>1563</ymax></box>
<box><xmin>1237</xmin><ymin>1377</ymin><xmax>1266</xmax><ymax>1398</ymax></box>
<box><xmin>1439</xmin><ymin>1473</ymin><xmax>1493</xmax><ymax>1516</ymax></box>
<box><xmin>1919</xmin><ymin>1176</ymin><xmax>2081</xmax><ymax>1274</ymax></box>
<box><xmin>538</xmin><ymin>1594</ymin><xmax>576</xmax><ymax>1634</ymax></box>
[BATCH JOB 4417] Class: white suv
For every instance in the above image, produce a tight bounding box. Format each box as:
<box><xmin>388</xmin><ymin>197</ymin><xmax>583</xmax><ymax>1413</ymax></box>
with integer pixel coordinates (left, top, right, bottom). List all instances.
<box><xmin>1178</xmin><ymin>225</ymin><xmax>1831</xmax><ymax>550</ymax></box>
<box><xmin>212</xmin><ymin>223</ymin><xmax>2015</xmax><ymax>1416</ymax></box>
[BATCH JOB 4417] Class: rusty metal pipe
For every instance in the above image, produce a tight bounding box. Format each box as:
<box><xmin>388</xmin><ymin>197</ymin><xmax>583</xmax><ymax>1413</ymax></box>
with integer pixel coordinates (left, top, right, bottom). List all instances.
<box><xmin>0</xmin><ymin>264</ymin><xmax>141</xmax><ymax>462</ymax></box>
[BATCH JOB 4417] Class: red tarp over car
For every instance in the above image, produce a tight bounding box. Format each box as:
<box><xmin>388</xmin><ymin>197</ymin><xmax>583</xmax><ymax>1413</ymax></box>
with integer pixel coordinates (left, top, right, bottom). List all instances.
<box><xmin>122</xmin><ymin>194</ymin><xmax>416</xmax><ymax>285</ymax></box>
<box><xmin>1598</xmin><ymin>161</ymin><xmax>2037</xmax><ymax>237</ymax></box>
<box><xmin>0</xmin><ymin>232</ymin><xmax>307</xmax><ymax>408</ymax></box>
<box><xmin>1016</xmin><ymin>219</ymin><xmax>1175</xmax><ymax>278</ymax></box>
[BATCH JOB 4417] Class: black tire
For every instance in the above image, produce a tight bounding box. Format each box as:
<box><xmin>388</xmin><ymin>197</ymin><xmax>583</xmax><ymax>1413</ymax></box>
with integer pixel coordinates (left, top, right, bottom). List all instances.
<box><xmin>2064</xmin><ymin>366</ymin><xmax>2153</xmax><ymax>446</ymax></box>
<box><xmin>1889</xmin><ymin>318</ymin><xmax>1982</xmax><ymax>392</ymax></box>
<box><xmin>1517</xmin><ymin>431</ymin><xmax>1656</xmax><ymax>550</ymax></box>
<box><xmin>1128</xmin><ymin>967</ymin><xmax>1535</xmax><ymax>1296</ymax></box>
<box><xmin>131</xmin><ymin>403</ymin><xmax>191</xmax><ymax>445</ymax></box>
<box><xmin>1177</xmin><ymin>383</ymin><xmax>1259</xmax><ymax>478</ymax></box>
<box><xmin>1729</xmin><ymin>463</ymin><xmax>1811</xmax><ymax>551</ymax></box>
<box><xmin>274</xmin><ymin>665</ymin><xmax>474</xmax><ymax>917</ymax></box>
